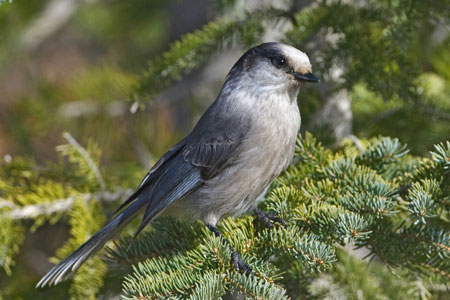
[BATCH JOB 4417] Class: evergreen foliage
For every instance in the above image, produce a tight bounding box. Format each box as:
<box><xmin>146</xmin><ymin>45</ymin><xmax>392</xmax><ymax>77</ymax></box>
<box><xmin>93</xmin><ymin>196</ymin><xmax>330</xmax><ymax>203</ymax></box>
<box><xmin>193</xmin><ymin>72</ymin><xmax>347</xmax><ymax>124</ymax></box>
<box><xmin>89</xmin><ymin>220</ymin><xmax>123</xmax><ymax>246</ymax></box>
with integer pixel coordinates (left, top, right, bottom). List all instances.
<box><xmin>136</xmin><ymin>7</ymin><xmax>286</xmax><ymax>101</ymax></box>
<box><xmin>0</xmin><ymin>133</ymin><xmax>125</xmax><ymax>299</ymax></box>
<box><xmin>110</xmin><ymin>133</ymin><xmax>449</xmax><ymax>298</ymax></box>
<box><xmin>4</xmin><ymin>132</ymin><xmax>449</xmax><ymax>298</ymax></box>
<box><xmin>1</xmin><ymin>0</ymin><xmax>449</xmax><ymax>299</ymax></box>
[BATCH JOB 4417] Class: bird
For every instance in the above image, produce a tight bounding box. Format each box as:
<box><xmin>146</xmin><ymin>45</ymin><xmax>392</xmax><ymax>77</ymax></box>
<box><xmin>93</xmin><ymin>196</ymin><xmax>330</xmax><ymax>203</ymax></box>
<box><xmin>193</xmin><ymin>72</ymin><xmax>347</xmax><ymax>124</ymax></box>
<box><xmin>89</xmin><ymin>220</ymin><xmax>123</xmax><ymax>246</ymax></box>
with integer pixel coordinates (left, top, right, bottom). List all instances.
<box><xmin>36</xmin><ymin>42</ymin><xmax>319</xmax><ymax>288</ymax></box>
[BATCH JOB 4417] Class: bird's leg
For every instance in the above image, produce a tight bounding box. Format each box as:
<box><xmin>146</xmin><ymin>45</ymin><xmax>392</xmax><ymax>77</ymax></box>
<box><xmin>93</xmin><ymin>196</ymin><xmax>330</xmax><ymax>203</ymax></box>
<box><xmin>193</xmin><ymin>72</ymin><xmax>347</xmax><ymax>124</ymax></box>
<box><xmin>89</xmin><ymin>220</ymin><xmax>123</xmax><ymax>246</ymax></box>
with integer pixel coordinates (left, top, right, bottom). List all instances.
<box><xmin>205</xmin><ymin>224</ymin><xmax>252</xmax><ymax>274</ymax></box>
<box><xmin>254</xmin><ymin>208</ymin><xmax>287</xmax><ymax>229</ymax></box>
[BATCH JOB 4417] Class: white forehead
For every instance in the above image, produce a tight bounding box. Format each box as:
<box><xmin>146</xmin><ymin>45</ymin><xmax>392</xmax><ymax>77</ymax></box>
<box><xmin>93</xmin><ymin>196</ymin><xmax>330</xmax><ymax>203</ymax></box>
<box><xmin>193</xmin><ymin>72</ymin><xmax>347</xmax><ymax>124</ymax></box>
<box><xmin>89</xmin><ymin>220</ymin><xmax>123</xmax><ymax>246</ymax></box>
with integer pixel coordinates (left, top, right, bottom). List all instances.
<box><xmin>278</xmin><ymin>44</ymin><xmax>312</xmax><ymax>73</ymax></box>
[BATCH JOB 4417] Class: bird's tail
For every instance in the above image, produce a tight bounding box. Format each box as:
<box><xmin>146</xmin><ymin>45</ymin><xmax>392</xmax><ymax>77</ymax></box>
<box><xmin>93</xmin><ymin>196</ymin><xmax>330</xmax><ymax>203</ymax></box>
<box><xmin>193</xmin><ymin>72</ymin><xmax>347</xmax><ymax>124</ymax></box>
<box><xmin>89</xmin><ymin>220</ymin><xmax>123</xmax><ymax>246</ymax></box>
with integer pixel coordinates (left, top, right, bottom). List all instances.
<box><xmin>36</xmin><ymin>194</ymin><xmax>147</xmax><ymax>288</ymax></box>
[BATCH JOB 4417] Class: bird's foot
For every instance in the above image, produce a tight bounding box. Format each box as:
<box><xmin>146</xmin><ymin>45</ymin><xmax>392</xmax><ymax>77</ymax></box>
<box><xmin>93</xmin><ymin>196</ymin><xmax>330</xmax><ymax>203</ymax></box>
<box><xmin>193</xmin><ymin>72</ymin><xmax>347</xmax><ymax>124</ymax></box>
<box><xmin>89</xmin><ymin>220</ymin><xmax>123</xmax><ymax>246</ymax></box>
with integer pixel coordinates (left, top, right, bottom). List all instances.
<box><xmin>255</xmin><ymin>208</ymin><xmax>286</xmax><ymax>229</ymax></box>
<box><xmin>231</xmin><ymin>250</ymin><xmax>252</xmax><ymax>274</ymax></box>
<box><xmin>205</xmin><ymin>223</ymin><xmax>252</xmax><ymax>275</ymax></box>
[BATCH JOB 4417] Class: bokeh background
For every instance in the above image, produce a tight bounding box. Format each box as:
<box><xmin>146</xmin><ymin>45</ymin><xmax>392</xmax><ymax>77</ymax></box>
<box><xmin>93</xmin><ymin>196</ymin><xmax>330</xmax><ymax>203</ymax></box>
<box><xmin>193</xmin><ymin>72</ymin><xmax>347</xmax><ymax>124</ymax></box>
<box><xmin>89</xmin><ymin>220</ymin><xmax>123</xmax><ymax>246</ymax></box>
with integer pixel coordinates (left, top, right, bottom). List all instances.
<box><xmin>0</xmin><ymin>0</ymin><xmax>449</xmax><ymax>298</ymax></box>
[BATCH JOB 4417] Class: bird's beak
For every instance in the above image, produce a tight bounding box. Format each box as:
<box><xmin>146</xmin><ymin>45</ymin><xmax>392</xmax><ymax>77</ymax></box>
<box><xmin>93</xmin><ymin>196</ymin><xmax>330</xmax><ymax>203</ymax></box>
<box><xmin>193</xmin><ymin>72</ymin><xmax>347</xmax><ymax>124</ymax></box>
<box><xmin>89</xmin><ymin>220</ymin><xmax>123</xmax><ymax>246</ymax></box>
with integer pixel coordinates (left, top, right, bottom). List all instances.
<box><xmin>292</xmin><ymin>72</ymin><xmax>320</xmax><ymax>83</ymax></box>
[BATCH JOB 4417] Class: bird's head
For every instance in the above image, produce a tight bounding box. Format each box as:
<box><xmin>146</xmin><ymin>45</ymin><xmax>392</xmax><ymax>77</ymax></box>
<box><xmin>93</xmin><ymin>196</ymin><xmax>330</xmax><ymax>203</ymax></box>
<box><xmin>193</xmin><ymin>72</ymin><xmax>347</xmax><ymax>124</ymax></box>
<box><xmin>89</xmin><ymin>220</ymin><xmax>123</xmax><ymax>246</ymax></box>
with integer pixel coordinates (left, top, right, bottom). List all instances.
<box><xmin>227</xmin><ymin>42</ymin><xmax>319</xmax><ymax>92</ymax></box>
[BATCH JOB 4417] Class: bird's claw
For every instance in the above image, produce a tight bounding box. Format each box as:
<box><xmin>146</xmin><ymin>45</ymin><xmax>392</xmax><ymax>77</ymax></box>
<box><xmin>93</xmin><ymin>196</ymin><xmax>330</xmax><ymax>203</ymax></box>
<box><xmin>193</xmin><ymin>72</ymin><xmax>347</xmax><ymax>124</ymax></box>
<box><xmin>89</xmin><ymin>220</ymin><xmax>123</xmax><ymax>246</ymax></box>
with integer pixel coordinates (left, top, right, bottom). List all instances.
<box><xmin>255</xmin><ymin>208</ymin><xmax>286</xmax><ymax>229</ymax></box>
<box><xmin>231</xmin><ymin>251</ymin><xmax>252</xmax><ymax>275</ymax></box>
<box><xmin>266</xmin><ymin>212</ymin><xmax>287</xmax><ymax>227</ymax></box>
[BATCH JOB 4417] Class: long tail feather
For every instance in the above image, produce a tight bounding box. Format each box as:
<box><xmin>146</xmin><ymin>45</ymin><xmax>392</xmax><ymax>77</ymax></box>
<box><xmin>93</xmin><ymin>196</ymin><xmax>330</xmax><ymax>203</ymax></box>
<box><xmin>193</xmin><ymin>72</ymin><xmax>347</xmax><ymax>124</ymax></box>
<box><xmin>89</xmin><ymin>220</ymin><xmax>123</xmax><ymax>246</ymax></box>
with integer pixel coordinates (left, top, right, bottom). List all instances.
<box><xmin>36</xmin><ymin>194</ymin><xmax>147</xmax><ymax>288</ymax></box>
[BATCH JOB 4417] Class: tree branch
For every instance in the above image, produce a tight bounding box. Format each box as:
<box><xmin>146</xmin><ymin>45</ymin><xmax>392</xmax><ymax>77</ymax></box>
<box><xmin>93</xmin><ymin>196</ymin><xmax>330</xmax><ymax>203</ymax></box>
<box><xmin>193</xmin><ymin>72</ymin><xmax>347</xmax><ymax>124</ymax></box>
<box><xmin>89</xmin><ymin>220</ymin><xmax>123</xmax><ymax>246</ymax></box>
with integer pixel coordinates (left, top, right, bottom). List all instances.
<box><xmin>1</xmin><ymin>189</ymin><xmax>132</xmax><ymax>220</ymax></box>
<box><xmin>63</xmin><ymin>132</ymin><xmax>106</xmax><ymax>190</ymax></box>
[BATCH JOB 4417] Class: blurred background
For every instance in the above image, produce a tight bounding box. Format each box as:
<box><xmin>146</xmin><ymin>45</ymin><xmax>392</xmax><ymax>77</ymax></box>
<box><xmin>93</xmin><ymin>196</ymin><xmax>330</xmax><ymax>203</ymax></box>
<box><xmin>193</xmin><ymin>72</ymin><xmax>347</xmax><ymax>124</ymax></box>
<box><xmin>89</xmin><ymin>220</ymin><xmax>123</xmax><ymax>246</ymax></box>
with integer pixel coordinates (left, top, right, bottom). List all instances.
<box><xmin>0</xmin><ymin>0</ymin><xmax>217</xmax><ymax>172</ymax></box>
<box><xmin>1</xmin><ymin>0</ymin><xmax>449</xmax><ymax>167</ymax></box>
<box><xmin>0</xmin><ymin>0</ymin><xmax>449</xmax><ymax>298</ymax></box>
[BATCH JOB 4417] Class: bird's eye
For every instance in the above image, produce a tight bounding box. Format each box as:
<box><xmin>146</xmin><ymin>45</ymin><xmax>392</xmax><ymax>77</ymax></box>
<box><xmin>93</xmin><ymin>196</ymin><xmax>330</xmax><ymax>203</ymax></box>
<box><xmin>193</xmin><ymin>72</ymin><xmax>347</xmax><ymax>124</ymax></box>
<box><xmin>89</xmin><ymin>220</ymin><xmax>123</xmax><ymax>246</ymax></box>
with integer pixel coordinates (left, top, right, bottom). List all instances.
<box><xmin>271</xmin><ymin>57</ymin><xmax>286</xmax><ymax>68</ymax></box>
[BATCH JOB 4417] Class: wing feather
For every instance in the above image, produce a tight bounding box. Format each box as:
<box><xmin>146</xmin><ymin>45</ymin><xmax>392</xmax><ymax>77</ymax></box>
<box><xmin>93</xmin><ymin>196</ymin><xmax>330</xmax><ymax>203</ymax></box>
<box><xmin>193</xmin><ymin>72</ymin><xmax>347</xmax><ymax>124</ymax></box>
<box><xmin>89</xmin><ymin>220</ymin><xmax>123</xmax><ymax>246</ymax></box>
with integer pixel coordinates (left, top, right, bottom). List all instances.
<box><xmin>114</xmin><ymin>138</ymin><xmax>187</xmax><ymax>213</ymax></box>
<box><xmin>122</xmin><ymin>105</ymin><xmax>251</xmax><ymax>236</ymax></box>
<box><xmin>133</xmin><ymin>154</ymin><xmax>202</xmax><ymax>238</ymax></box>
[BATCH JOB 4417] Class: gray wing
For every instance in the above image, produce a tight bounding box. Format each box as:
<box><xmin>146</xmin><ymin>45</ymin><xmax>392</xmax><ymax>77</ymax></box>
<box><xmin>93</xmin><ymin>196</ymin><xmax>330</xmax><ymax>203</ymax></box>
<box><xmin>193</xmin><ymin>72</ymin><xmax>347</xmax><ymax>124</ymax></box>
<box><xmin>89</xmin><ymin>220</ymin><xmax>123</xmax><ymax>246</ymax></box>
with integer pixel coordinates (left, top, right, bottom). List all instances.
<box><xmin>183</xmin><ymin>134</ymin><xmax>237</xmax><ymax>178</ymax></box>
<box><xmin>114</xmin><ymin>138</ymin><xmax>187</xmax><ymax>213</ymax></box>
<box><xmin>128</xmin><ymin>102</ymin><xmax>251</xmax><ymax>237</ymax></box>
<box><xmin>133</xmin><ymin>152</ymin><xmax>203</xmax><ymax>237</ymax></box>
<box><xmin>182</xmin><ymin>101</ymin><xmax>251</xmax><ymax>179</ymax></box>
<box><xmin>137</xmin><ymin>118</ymin><xmax>249</xmax><ymax>230</ymax></box>
<box><xmin>139</xmin><ymin>137</ymin><xmax>188</xmax><ymax>186</ymax></box>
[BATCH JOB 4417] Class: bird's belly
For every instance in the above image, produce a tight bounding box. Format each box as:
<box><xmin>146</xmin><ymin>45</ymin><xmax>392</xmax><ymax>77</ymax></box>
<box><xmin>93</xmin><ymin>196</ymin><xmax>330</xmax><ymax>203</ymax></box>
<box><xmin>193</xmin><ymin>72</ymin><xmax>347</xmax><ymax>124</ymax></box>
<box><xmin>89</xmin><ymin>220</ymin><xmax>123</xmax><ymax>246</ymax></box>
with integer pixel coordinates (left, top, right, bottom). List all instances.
<box><xmin>175</xmin><ymin>152</ymin><xmax>289</xmax><ymax>225</ymax></box>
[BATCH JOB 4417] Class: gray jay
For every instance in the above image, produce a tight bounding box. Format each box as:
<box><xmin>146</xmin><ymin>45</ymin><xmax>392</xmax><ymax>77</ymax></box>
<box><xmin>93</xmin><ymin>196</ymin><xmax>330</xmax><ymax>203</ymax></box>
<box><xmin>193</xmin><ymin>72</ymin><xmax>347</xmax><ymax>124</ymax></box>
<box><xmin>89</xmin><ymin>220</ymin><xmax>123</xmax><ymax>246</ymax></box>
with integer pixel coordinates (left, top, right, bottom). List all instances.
<box><xmin>37</xmin><ymin>42</ymin><xmax>319</xmax><ymax>287</ymax></box>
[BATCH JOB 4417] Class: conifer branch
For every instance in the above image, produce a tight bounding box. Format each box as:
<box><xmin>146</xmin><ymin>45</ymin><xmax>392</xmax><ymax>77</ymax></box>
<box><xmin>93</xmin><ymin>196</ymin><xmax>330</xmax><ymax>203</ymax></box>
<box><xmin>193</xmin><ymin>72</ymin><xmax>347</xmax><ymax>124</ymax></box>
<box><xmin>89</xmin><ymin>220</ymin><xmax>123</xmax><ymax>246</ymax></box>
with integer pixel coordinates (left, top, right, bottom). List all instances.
<box><xmin>137</xmin><ymin>7</ymin><xmax>287</xmax><ymax>100</ymax></box>
<box><xmin>61</xmin><ymin>132</ymin><xmax>106</xmax><ymax>190</ymax></box>
<box><xmin>2</xmin><ymin>189</ymin><xmax>131</xmax><ymax>220</ymax></box>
